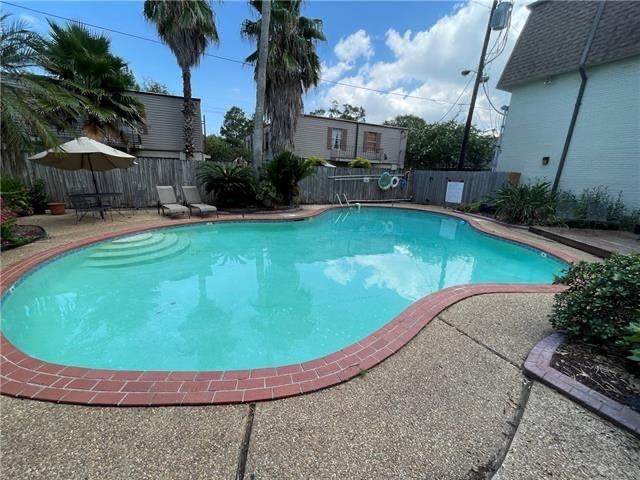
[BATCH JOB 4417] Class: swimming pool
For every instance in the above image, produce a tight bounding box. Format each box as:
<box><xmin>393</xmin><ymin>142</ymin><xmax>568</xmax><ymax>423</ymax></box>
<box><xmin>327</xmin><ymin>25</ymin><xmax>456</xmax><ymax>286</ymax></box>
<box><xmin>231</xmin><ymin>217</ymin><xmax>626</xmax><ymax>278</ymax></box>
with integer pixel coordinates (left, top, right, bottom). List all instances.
<box><xmin>1</xmin><ymin>208</ymin><xmax>567</xmax><ymax>372</ymax></box>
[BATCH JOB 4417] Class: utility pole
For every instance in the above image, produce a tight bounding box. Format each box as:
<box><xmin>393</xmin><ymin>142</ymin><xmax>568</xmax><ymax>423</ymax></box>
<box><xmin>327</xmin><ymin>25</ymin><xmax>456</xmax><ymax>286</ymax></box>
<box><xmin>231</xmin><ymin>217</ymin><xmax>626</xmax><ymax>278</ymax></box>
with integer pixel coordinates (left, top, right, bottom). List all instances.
<box><xmin>457</xmin><ymin>0</ymin><xmax>498</xmax><ymax>170</ymax></box>
<box><xmin>252</xmin><ymin>0</ymin><xmax>271</xmax><ymax>169</ymax></box>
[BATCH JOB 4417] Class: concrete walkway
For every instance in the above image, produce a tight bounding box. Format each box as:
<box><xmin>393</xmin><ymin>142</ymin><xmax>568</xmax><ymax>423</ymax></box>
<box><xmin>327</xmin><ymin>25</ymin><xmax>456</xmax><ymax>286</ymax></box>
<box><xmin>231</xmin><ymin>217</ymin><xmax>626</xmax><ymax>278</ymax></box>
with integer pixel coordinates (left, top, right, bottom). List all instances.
<box><xmin>2</xmin><ymin>206</ymin><xmax>638</xmax><ymax>478</ymax></box>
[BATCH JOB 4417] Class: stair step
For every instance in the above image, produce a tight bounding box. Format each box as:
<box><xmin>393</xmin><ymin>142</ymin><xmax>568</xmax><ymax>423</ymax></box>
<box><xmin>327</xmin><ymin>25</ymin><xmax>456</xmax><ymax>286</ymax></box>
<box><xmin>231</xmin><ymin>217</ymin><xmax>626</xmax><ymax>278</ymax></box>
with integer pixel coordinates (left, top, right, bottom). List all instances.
<box><xmin>85</xmin><ymin>236</ymin><xmax>190</xmax><ymax>268</ymax></box>
<box><xmin>89</xmin><ymin>234</ymin><xmax>179</xmax><ymax>260</ymax></box>
<box><xmin>111</xmin><ymin>233</ymin><xmax>154</xmax><ymax>244</ymax></box>
<box><xmin>99</xmin><ymin>233</ymin><xmax>166</xmax><ymax>251</ymax></box>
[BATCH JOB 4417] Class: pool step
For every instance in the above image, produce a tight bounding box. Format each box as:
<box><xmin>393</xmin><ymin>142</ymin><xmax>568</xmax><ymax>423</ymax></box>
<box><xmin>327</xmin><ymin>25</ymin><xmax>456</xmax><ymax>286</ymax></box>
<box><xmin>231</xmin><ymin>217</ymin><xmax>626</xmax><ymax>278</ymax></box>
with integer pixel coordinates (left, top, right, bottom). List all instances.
<box><xmin>89</xmin><ymin>234</ymin><xmax>180</xmax><ymax>260</ymax></box>
<box><xmin>85</xmin><ymin>232</ymin><xmax>190</xmax><ymax>268</ymax></box>
<box><xmin>98</xmin><ymin>233</ymin><xmax>166</xmax><ymax>251</ymax></box>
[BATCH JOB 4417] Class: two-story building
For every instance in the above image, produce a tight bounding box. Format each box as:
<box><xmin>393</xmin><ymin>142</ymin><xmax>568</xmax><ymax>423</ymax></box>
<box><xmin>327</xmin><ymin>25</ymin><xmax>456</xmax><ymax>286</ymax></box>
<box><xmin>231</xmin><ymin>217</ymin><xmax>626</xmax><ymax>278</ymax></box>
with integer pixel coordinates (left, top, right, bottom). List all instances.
<box><xmin>57</xmin><ymin>90</ymin><xmax>206</xmax><ymax>161</ymax></box>
<box><xmin>495</xmin><ymin>0</ymin><xmax>640</xmax><ymax>209</ymax></box>
<box><xmin>261</xmin><ymin>114</ymin><xmax>408</xmax><ymax>169</ymax></box>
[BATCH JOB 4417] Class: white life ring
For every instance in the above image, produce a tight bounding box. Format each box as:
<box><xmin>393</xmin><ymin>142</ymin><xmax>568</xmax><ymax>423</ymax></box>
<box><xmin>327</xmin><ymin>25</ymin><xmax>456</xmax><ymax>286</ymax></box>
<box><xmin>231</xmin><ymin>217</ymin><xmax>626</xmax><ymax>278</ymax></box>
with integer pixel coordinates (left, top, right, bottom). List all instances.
<box><xmin>390</xmin><ymin>176</ymin><xmax>400</xmax><ymax>188</ymax></box>
<box><xmin>378</xmin><ymin>172</ymin><xmax>392</xmax><ymax>190</ymax></box>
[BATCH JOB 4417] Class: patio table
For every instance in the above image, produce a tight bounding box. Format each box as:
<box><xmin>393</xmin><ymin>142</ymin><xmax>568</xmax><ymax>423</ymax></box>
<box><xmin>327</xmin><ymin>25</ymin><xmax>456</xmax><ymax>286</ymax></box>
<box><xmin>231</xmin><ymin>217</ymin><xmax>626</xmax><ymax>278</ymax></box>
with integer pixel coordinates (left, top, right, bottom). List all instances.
<box><xmin>69</xmin><ymin>192</ymin><xmax>123</xmax><ymax>220</ymax></box>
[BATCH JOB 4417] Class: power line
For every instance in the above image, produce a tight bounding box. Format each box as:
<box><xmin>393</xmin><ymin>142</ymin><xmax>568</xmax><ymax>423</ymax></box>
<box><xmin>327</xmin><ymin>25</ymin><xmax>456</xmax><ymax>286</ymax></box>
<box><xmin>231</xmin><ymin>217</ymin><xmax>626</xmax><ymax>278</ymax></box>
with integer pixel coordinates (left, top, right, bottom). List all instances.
<box><xmin>3</xmin><ymin>1</ymin><xmax>249</xmax><ymax>65</ymax></box>
<box><xmin>4</xmin><ymin>1</ymin><xmax>493</xmax><ymax>111</ymax></box>
<box><xmin>436</xmin><ymin>74</ymin><xmax>474</xmax><ymax>123</ymax></box>
<box><xmin>482</xmin><ymin>81</ymin><xmax>505</xmax><ymax>115</ymax></box>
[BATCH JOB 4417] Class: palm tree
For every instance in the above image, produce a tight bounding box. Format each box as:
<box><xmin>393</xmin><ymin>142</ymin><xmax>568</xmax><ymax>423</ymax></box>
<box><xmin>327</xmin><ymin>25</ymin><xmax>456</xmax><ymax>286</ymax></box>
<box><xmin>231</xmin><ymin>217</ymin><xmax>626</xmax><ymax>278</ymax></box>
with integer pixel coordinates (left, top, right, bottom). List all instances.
<box><xmin>39</xmin><ymin>21</ymin><xmax>146</xmax><ymax>145</ymax></box>
<box><xmin>196</xmin><ymin>161</ymin><xmax>257</xmax><ymax>207</ymax></box>
<box><xmin>0</xmin><ymin>14</ymin><xmax>82</xmax><ymax>156</ymax></box>
<box><xmin>251</xmin><ymin>0</ymin><xmax>270</xmax><ymax>168</ymax></box>
<box><xmin>263</xmin><ymin>151</ymin><xmax>314</xmax><ymax>205</ymax></box>
<box><xmin>143</xmin><ymin>0</ymin><xmax>218</xmax><ymax>159</ymax></box>
<box><xmin>242</xmin><ymin>0</ymin><xmax>325</xmax><ymax>154</ymax></box>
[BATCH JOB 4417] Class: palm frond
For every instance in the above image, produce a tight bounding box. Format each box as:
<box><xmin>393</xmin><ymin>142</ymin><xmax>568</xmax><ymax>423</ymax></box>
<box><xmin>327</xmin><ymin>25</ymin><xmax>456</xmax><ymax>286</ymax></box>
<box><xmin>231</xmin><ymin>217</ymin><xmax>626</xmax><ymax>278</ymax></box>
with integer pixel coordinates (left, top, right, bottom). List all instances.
<box><xmin>243</xmin><ymin>0</ymin><xmax>325</xmax><ymax>153</ymax></box>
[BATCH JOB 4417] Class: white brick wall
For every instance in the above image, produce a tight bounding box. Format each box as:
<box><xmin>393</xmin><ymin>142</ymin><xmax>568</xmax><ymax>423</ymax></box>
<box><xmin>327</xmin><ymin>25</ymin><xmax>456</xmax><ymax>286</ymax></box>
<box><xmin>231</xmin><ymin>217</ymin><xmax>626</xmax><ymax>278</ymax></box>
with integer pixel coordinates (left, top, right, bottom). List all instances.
<box><xmin>496</xmin><ymin>55</ymin><xmax>640</xmax><ymax>209</ymax></box>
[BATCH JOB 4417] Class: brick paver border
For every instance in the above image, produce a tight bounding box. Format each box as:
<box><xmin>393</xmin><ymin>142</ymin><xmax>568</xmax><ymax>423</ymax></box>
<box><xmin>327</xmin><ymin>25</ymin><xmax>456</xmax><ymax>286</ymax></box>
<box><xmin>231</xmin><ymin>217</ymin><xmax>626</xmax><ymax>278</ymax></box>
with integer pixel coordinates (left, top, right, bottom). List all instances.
<box><xmin>1</xmin><ymin>205</ymin><xmax>577</xmax><ymax>406</ymax></box>
<box><xmin>524</xmin><ymin>333</ymin><xmax>640</xmax><ymax>437</ymax></box>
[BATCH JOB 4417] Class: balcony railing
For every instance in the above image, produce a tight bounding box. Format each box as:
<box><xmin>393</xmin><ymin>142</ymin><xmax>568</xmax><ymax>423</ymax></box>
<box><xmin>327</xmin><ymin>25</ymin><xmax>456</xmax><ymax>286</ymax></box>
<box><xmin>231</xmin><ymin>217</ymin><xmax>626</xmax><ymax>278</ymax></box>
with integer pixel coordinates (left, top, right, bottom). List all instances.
<box><xmin>329</xmin><ymin>145</ymin><xmax>385</xmax><ymax>163</ymax></box>
<box><xmin>55</xmin><ymin>123</ymin><xmax>142</xmax><ymax>150</ymax></box>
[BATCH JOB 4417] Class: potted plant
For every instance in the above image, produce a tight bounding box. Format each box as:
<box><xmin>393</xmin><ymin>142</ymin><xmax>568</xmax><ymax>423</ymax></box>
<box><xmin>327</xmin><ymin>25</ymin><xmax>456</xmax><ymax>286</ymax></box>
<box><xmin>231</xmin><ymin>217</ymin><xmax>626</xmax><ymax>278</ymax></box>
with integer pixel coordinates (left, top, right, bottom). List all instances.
<box><xmin>47</xmin><ymin>201</ymin><xmax>65</xmax><ymax>215</ymax></box>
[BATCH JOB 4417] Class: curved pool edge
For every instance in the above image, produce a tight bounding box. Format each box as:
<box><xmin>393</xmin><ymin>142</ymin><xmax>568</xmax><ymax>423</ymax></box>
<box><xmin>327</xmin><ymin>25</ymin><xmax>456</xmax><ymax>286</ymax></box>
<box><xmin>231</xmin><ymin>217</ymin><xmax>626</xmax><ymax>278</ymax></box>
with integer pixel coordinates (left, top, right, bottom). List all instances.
<box><xmin>0</xmin><ymin>284</ymin><xmax>566</xmax><ymax>406</ymax></box>
<box><xmin>0</xmin><ymin>205</ymin><xmax>577</xmax><ymax>406</ymax></box>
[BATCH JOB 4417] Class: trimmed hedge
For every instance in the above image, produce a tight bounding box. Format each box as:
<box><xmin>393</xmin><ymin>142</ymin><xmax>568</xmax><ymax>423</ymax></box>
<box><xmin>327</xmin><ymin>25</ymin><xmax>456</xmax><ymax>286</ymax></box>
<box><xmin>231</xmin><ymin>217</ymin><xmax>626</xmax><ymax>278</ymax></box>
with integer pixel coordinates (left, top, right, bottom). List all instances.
<box><xmin>550</xmin><ymin>254</ymin><xmax>640</xmax><ymax>345</ymax></box>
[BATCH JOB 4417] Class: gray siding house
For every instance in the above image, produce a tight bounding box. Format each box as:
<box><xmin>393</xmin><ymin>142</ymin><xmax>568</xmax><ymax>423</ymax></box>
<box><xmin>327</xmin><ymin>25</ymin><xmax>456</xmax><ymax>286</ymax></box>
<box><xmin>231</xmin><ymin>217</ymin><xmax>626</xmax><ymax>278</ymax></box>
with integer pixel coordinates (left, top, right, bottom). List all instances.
<box><xmin>263</xmin><ymin>114</ymin><xmax>408</xmax><ymax>169</ymax></box>
<box><xmin>58</xmin><ymin>91</ymin><xmax>205</xmax><ymax>161</ymax></box>
<box><xmin>130</xmin><ymin>91</ymin><xmax>205</xmax><ymax>160</ymax></box>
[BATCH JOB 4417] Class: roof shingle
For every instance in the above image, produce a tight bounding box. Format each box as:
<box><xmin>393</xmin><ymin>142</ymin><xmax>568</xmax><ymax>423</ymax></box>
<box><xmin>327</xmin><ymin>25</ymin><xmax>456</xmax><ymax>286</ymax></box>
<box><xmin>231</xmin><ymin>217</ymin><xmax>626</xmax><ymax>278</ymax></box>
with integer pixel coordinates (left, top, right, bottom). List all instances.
<box><xmin>497</xmin><ymin>0</ymin><xmax>640</xmax><ymax>91</ymax></box>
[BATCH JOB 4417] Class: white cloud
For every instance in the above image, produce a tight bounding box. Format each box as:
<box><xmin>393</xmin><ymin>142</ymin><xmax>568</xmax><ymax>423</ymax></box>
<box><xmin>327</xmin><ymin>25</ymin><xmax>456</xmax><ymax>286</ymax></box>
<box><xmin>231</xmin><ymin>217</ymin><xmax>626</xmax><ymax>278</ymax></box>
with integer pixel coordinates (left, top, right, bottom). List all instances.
<box><xmin>320</xmin><ymin>30</ymin><xmax>375</xmax><ymax>84</ymax></box>
<box><xmin>334</xmin><ymin>29</ymin><xmax>374</xmax><ymax>63</ymax></box>
<box><xmin>320</xmin><ymin>61</ymin><xmax>353</xmax><ymax>82</ymax></box>
<box><xmin>310</xmin><ymin>1</ymin><xmax>532</xmax><ymax>132</ymax></box>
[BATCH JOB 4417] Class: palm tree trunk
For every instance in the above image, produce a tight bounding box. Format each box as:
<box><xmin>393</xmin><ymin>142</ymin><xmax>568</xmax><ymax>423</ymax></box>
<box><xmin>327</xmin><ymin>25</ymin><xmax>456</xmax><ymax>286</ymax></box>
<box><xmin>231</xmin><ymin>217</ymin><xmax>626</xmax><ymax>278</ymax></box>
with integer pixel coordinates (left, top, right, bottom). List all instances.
<box><xmin>252</xmin><ymin>0</ymin><xmax>271</xmax><ymax>169</ymax></box>
<box><xmin>182</xmin><ymin>67</ymin><xmax>194</xmax><ymax>159</ymax></box>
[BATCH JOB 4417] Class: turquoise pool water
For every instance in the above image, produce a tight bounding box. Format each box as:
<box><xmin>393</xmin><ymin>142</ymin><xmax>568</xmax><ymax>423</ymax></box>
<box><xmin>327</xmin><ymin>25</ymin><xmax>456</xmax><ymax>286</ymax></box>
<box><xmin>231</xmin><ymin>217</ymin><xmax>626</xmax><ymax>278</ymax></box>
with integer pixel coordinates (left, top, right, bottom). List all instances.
<box><xmin>1</xmin><ymin>208</ymin><xmax>566</xmax><ymax>371</ymax></box>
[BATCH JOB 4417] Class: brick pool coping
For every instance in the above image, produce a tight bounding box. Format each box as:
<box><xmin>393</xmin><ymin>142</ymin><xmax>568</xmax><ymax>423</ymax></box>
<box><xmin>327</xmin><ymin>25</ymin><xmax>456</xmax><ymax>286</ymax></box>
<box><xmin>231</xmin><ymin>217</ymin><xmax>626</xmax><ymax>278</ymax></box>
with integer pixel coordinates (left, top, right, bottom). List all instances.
<box><xmin>1</xmin><ymin>205</ymin><xmax>577</xmax><ymax>406</ymax></box>
<box><xmin>524</xmin><ymin>334</ymin><xmax>640</xmax><ymax>437</ymax></box>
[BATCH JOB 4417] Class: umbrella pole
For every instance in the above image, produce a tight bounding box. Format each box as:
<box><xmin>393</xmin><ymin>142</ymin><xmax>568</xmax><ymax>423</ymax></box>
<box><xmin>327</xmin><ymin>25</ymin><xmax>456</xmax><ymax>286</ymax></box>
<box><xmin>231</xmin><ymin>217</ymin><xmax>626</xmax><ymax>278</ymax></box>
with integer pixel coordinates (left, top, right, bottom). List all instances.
<box><xmin>88</xmin><ymin>155</ymin><xmax>105</xmax><ymax>219</ymax></box>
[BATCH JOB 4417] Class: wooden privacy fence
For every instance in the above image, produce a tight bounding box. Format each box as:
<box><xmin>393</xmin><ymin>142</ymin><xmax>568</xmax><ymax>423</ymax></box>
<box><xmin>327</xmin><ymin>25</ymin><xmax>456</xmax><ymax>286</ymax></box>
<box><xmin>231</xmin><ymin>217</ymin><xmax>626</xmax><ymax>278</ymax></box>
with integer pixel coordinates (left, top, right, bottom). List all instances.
<box><xmin>299</xmin><ymin>167</ymin><xmax>517</xmax><ymax>206</ymax></box>
<box><xmin>299</xmin><ymin>167</ymin><xmax>412</xmax><ymax>204</ymax></box>
<box><xmin>1</xmin><ymin>156</ymin><xmax>207</xmax><ymax>207</ymax></box>
<box><xmin>2</xmin><ymin>155</ymin><xmax>517</xmax><ymax>207</ymax></box>
<box><xmin>412</xmin><ymin>170</ymin><xmax>518</xmax><ymax>206</ymax></box>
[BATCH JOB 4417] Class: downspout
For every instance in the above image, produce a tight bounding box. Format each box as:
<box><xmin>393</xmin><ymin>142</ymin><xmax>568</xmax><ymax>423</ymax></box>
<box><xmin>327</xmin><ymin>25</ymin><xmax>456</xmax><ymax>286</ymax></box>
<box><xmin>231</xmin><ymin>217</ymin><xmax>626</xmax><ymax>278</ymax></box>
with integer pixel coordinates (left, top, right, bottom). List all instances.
<box><xmin>354</xmin><ymin>121</ymin><xmax>360</xmax><ymax>159</ymax></box>
<box><xmin>552</xmin><ymin>1</ymin><xmax>605</xmax><ymax>192</ymax></box>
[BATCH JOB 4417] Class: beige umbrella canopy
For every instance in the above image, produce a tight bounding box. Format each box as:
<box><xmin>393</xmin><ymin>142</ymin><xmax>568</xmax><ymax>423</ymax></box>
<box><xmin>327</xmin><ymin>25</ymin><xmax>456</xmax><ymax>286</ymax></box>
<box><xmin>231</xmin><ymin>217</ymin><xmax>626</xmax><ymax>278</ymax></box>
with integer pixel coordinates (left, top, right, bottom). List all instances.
<box><xmin>28</xmin><ymin>137</ymin><xmax>136</xmax><ymax>194</ymax></box>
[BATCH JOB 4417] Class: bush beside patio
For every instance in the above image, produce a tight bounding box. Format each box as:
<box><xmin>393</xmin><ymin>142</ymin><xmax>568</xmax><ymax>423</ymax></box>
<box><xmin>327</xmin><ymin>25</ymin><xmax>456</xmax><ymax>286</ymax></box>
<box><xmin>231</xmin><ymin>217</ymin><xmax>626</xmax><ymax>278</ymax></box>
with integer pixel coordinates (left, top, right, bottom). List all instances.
<box><xmin>458</xmin><ymin>182</ymin><xmax>639</xmax><ymax>232</ymax></box>
<box><xmin>549</xmin><ymin>254</ymin><xmax>640</xmax><ymax>412</ymax></box>
<box><xmin>0</xmin><ymin>177</ymin><xmax>49</xmax><ymax>250</ymax></box>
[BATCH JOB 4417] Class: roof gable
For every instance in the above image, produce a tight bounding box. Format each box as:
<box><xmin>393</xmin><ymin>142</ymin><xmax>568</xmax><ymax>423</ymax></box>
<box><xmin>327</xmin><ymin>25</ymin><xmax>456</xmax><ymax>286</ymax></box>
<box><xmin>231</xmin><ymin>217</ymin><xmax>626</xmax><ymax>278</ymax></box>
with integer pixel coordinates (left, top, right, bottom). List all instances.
<box><xmin>497</xmin><ymin>1</ymin><xmax>640</xmax><ymax>91</ymax></box>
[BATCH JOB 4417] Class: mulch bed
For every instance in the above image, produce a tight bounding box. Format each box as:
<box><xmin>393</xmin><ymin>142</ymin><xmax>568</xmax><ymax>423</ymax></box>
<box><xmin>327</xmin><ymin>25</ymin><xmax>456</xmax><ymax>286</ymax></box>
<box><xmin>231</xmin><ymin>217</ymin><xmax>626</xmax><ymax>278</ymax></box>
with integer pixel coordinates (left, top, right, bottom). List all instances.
<box><xmin>552</xmin><ymin>342</ymin><xmax>640</xmax><ymax>412</ymax></box>
<box><xmin>1</xmin><ymin>225</ymin><xmax>47</xmax><ymax>251</ymax></box>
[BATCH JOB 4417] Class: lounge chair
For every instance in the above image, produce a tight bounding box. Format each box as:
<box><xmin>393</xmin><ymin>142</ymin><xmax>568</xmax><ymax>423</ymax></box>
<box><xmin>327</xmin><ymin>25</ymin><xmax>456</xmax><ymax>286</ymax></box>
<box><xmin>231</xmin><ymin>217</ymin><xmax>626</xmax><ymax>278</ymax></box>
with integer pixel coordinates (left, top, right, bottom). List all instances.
<box><xmin>181</xmin><ymin>186</ymin><xmax>218</xmax><ymax>217</ymax></box>
<box><xmin>156</xmin><ymin>186</ymin><xmax>190</xmax><ymax>217</ymax></box>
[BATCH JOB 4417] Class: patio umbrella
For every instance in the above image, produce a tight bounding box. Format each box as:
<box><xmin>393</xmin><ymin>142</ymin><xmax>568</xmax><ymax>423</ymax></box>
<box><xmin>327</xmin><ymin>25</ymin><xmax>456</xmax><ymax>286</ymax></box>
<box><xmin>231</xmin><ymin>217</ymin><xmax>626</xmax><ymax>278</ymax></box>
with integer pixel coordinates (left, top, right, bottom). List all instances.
<box><xmin>28</xmin><ymin>136</ymin><xmax>137</xmax><ymax>195</ymax></box>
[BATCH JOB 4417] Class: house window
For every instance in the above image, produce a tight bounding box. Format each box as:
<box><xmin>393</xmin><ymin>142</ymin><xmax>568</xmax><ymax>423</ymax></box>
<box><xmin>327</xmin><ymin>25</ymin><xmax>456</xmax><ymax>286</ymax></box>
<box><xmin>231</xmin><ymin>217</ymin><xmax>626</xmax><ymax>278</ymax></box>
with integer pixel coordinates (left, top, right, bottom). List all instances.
<box><xmin>365</xmin><ymin>132</ymin><xmax>379</xmax><ymax>152</ymax></box>
<box><xmin>331</xmin><ymin>128</ymin><xmax>343</xmax><ymax>149</ymax></box>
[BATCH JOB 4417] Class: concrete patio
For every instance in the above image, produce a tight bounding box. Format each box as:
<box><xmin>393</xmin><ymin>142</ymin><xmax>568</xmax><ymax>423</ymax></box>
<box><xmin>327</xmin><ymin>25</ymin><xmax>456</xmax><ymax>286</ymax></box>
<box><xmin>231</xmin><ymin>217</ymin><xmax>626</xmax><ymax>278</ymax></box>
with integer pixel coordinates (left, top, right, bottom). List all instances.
<box><xmin>1</xmin><ymin>205</ymin><xmax>638</xmax><ymax>479</ymax></box>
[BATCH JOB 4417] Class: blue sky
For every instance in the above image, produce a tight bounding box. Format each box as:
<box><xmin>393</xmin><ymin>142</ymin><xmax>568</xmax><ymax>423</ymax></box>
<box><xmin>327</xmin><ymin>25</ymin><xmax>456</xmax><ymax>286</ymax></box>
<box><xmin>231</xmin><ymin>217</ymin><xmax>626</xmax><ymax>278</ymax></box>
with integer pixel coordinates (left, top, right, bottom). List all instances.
<box><xmin>4</xmin><ymin>1</ymin><xmax>530</xmax><ymax>134</ymax></box>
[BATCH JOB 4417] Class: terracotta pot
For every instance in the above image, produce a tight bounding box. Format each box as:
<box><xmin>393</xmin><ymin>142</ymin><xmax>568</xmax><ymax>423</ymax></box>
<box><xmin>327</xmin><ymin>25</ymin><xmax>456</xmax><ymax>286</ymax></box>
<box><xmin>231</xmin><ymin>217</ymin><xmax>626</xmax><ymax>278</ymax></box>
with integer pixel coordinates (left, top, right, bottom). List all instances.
<box><xmin>47</xmin><ymin>202</ymin><xmax>66</xmax><ymax>215</ymax></box>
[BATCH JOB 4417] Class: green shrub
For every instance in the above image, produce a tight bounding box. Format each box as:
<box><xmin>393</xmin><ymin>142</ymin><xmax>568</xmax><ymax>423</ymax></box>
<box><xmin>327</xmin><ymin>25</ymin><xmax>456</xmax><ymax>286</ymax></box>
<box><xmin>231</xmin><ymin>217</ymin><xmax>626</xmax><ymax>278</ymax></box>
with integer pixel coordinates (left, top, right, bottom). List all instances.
<box><xmin>488</xmin><ymin>182</ymin><xmax>557</xmax><ymax>225</ymax></box>
<box><xmin>623</xmin><ymin>321</ymin><xmax>640</xmax><ymax>362</ymax></box>
<box><xmin>0</xmin><ymin>176</ymin><xmax>32</xmax><ymax>216</ymax></box>
<box><xmin>1</xmin><ymin>196</ymin><xmax>17</xmax><ymax>243</ymax></box>
<box><xmin>256</xmin><ymin>179</ymin><xmax>277</xmax><ymax>204</ymax></box>
<box><xmin>348</xmin><ymin>157</ymin><xmax>372</xmax><ymax>169</ymax></box>
<box><xmin>196</xmin><ymin>162</ymin><xmax>257</xmax><ymax>207</ymax></box>
<box><xmin>28</xmin><ymin>179</ymin><xmax>48</xmax><ymax>214</ymax></box>
<box><xmin>550</xmin><ymin>254</ymin><xmax>640</xmax><ymax>344</ymax></box>
<box><xmin>557</xmin><ymin>186</ymin><xmax>639</xmax><ymax>231</ymax></box>
<box><xmin>306</xmin><ymin>156</ymin><xmax>327</xmax><ymax>167</ymax></box>
<box><xmin>457</xmin><ymin>200</ymin><xmax>495</xmax><ymax>215</ymax></box>
<box><xmin>575</xmin><ymin>186</ymin><xmax>624</xmax><ymax>222</ymax></box>
<box><xmin>263</xmin><ymin>152</ymin><xmax>315</xmax><ymax>206</ymax></box>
